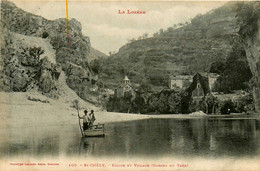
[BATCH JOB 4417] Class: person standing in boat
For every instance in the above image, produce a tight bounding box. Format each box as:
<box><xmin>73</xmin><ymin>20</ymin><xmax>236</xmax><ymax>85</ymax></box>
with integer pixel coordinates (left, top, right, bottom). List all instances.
<box><xmin>79</xmin><ymin>110</ymin><xmax>90</xmax><ymax>130</ymax></box>
<box><xmin>88</xmin><ymin>110</ymin><xmax>96</xmax><ymax>128</ymax></box>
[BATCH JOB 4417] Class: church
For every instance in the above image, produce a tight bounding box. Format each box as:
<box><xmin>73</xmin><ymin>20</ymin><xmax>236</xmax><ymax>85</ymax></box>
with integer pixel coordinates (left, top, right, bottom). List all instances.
<box><xmin>114</xmin><ymin>76</ymin><xmax>133</xmax><ymax>98</ymax></box>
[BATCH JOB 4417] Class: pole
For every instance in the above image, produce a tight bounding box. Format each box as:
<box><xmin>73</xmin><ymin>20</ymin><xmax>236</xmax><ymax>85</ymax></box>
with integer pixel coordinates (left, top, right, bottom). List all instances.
<box><xmin>66</xmin><ymin>0</ymin><xmax>69</xmax><ymax>46</ymax></box>
<box><xmin>74</xmin><ymin>100</ymin><xmax>84</xmax><ymax>137</ymax></box>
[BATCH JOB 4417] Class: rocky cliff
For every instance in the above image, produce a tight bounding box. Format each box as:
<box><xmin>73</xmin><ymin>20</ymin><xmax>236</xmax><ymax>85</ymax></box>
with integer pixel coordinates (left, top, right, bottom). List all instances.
<box><xmin>236</xmin><ymin>2</ymin><xmax>260</xmax><ymax>116</ymax></box>
<box><xmin>0</xmin><ymin>1</ymin><xmax>99</xmax><ymax>102</ymax></box>
<box><xmin>0</xmin><ymin>23</ymin><xmax>61</xmax><ymax>95</ymax></box>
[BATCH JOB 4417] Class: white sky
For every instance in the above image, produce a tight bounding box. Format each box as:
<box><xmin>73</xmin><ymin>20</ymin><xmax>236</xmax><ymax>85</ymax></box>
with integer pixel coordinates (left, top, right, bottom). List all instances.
<box><xmin>10</xmin><ymin>1</ymin><xmax>226</xmax><ymax>54</ymax></box>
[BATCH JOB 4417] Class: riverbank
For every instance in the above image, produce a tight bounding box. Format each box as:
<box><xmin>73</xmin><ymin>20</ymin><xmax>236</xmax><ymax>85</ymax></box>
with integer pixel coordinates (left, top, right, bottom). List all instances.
<box><xmin>95</xmin><ymin>111</ymin><xmax>257</xmax><ymax>124</ymax></box>
<box><xmin>0</xmin><ymin>92</ymin><xmax>258</xmax><ymax>129</ymax></box>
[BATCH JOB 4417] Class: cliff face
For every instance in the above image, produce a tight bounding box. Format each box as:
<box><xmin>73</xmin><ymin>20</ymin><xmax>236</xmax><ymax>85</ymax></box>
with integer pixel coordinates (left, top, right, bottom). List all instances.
<box><xmin>0</xmin><ymin>23</ymin><xmax>61</xmax><ymax>94</ymax></box>
<box><xmin>244</xmin><ymin>27</ymin><xmax>260</xmax><ymax>115</ymax></box>
<box><xmin>235</xmin><ymin>2</ymin><xmax>260</xmax><ymax>116</ymax></box>
<box><xmin>97</xmin><ymin>2</ymin><xmax>240</xmax><ymax>89</ymax></box>
<box><xmin>245</xmin><ymin>21</ymin><xmax>260</xmax><ymax>116</ymax></box>
<box><xmin>0</xmin><ymin>1</ymin><xmax>98</xmax><ymax>102</ymax></box>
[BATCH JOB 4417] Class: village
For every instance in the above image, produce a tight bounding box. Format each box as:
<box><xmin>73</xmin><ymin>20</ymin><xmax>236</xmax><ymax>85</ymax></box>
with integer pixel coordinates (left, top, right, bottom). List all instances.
<box><xmin>115</xmin><ymin>73</ymin><xmax>218</xmax><ymax>97</ymax></box>
<box><xmin>109</xmin><ymin>72</ymin><xmax>251</xmax><ymax>115</ymax></box>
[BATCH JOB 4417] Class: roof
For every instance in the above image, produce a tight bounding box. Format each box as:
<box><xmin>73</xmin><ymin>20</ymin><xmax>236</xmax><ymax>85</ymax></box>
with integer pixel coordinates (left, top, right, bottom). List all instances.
<box><xmin>115</xmin><ymin>83</ymin><xmax>131</xmax><ymax>89</ymax></box>
<box><xmin>169</xmin><ymin>75</ymin><xmax>193</xmax><ymax>80</ymax></box>
<box><xmin>199</xmin><ymin>72</ymin><xmax>220</xmax><ymax>78</ymax></box>
<box><xmin>124</xmin><ymin>75</ymin><xmax>129</xmax><ymax>81</ymax></box>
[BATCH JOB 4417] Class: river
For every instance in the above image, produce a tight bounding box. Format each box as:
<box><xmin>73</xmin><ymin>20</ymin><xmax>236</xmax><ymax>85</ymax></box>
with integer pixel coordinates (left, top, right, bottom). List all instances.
<box><xmin>0</xmin><ymin>117</ymin><xmax>260</xmax><ymax>159</ymax></box>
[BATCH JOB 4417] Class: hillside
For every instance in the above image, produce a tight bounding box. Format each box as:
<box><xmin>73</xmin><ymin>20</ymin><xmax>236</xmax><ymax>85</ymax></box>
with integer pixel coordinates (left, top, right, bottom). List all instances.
<box><xmin>89</xmin><ymin>47</ymin><xmax>107</xmax><ymax>62</ymax></box>
<box><xmin>96</xmin><ymin>2</ymin><xmax>241</xmax><ymax>89</ymax></box>
<box><xmin>0</xmin><ymin>1</ymin><xmax>102</xmax><ymax>104</ymax></box>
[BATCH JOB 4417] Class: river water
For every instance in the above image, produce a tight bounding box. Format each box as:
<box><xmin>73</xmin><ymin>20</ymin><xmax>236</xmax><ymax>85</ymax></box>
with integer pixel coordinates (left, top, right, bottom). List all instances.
<box><xmin>1</xmin><ymin>117</ymin><xmax>260</xmax><ymax>159</ymax></box>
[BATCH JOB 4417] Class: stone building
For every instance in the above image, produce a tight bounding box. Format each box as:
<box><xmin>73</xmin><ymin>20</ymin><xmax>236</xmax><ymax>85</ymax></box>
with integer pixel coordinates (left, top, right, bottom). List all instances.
<box><xmin>200</xmin><ymin>72</ymin><xmax>219</xmax><ymax>91</ymax></box>
<box><xmin>192</xmin><ymin>77</ymin><xmax>205</xmax><ymax>98</ymax></box>
<box><xmin>114</xmin><ymin>76</ymin><xmax>132</xmax><ymax>98</ymax></box>
<box><xmin>169</xmin><ymin>73</ymin><xmax>219</xmax><ymax>91</ymax></box>
<box><xmin>169</xmin><ymin>75</ymin><xmax>193</xmax><ymax>89</ymax></box>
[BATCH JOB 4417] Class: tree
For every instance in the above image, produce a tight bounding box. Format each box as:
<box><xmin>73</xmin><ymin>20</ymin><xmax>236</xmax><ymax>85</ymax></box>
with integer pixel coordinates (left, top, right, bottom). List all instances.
<box><xmin>137</xmin><ymin>83</ymin><xmax>153</xmax><ymax>94</ymax></box>
<box><xmin>178</xmin><ymin>23</ymin><xmax>184</xmax><ymax>27</ymax></box>
<box><xmin>90</xmin><ymin>59</ymin><xmax>101</xmax><ymax>74</ymax></box>
<box><xmin>209</xmin><ymin>60</ymin><xmax>226</xmax><ymax>74</ymax></box>
<box><xmin>214</xmin><ymin>42</ymin><xmax>252</xmax><ymax>93</ymax></box>
<box><xmin>153</xmin><ymin>32</ymin><xmax>159</xmax><ymax>37</ymax></box>
<box><xmin>128</xmin><ymin>38</ymin><xmax>136</xmax><ymax>43</ymax></box>
<box><xmin>159</xmin><ymin>28</ymin><xmax>164</xmax><ymax>35</ymax></box>
<box><xmin>143</xmin><ymin>33</ymin><xmax>149</xmax><ymax>38</ymax></box>
<box><xmin>167</xmin><ymin>27</ymin><xmax>174</xmax><ymax>32</ymax></box>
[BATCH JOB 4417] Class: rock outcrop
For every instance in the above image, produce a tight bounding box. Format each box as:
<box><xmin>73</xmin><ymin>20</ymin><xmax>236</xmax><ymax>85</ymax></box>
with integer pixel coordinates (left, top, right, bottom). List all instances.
<box><xmin>39</xmin><ymin>57</ymin><xmax>61</xmax><ymax>93</ymax></box>
<box><xmin>236</xmin><ymin>2</ymin><xmax>260</xmax><ymax>116</ymax></box>
<box><xmin>0</xmin><ymin>17</ymin><xmax>61</xmax><ymax>95</ymax></box>
<box><xmin>1</xmin><ymin>1</ymin><xmax>98</xmax><ymax>102</ymax></box>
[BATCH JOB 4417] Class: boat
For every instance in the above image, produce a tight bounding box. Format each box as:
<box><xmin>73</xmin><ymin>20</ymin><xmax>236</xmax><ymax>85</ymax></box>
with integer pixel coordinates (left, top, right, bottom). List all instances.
<box><xmin>83</xmin><ymin>124</ymin><xmax>105</xmax><ymax>137</ymax></box>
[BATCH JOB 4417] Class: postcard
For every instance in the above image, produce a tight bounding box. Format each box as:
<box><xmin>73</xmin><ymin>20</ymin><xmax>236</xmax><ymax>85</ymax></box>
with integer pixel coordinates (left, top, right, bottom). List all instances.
<box><xmin>0</xmin><ymin>0</ymin><xmax>260</xmax><ymax>170</ymax></box>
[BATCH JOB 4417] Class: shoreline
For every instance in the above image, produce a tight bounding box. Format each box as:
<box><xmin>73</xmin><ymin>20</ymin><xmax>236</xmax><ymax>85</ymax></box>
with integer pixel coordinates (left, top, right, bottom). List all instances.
<box><xmin>0</xmin><ymin>92</ymin><xmax>258</xmax><ymax>128</ymax></box>
<box><xmin>95</xmin><ymin>111</ymin><xmax>257</xmax><ymax>124</ymax></box>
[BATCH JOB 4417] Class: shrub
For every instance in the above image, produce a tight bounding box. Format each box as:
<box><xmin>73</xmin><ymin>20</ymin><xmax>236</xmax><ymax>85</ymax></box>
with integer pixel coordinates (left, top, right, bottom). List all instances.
<box><xmin>220</xmin><ymin>100</ymin><xmax>236</xmax><ymax>114</ymax></box>
<box><xmin>42</xmin><ymin>31</ymin><xmax>49</xmax><ymax>38</ymax></box>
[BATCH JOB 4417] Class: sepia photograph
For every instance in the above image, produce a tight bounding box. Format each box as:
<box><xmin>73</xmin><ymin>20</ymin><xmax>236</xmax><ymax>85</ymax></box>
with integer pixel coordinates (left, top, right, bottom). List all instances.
<box><xmin>0</xmin><ymin>0</ymin><xmax>260</xmax><ymax>170</ymax></box>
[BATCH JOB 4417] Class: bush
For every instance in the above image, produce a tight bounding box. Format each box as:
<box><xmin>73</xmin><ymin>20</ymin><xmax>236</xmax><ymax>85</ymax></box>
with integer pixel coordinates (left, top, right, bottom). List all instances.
<box><xmin>42</xmin><ymin>31</ymin><xmax>49</xmax><ymax>38</ymax></box>
<box><xmin>90</xmin><ymin>59</ymin><xmax>101</xmax><ymax>74</ymax></box>
<box><xmin>129</xmin><ymin>51</ymin><xmax>143</xmax><ymax>62</ymax></box>
<box><xmin>220</xmin><ymin>100</ymin><xmax>236</xmax><ymax>114</ymax></box>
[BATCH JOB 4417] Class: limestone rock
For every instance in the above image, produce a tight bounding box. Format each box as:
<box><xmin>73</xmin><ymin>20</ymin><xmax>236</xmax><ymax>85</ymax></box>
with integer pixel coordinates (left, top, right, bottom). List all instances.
<box><xmin>38</xmin><ymin>57</ymin><xmax>61</xmax><ymax>93</ymax></box>
<box><xmin>0</xmin><ymin>1</ymin><xmax>97</xmax><ymax>102</ymax></box>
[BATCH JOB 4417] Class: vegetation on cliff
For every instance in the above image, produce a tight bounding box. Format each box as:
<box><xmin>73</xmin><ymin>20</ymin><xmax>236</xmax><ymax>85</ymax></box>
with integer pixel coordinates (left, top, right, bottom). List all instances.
<box><xmin>236</xmin><ymin>2</ymin><xmax>260</xmax><ymax>40</ymax></box>
<box><xmin>0</xmin><ymin>1</ymin><xmax>104</xmax><ymax>103</ymax></box>
<box><xmin>210</xmin><ymin>42</ymin><xmax>252</xmax><ymax>93</ymax></box>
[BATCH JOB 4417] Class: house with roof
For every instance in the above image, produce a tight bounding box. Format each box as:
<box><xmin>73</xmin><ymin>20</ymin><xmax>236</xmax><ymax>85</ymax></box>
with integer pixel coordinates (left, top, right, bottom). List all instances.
<box><xmin>199</xmin><ymin>72</ymin><xmax>219</xmax><ymax>91</ymax></box>
<box><xmin>169</xmin><ymin>75</ymin><xmax>193</xmax><ymax>89</ymax></box>
<box><xmin>114</xmin><ymin>75</ymin><xmax>133</xmax><ymax>98</ymax></box>
<box><xmin>192</xmin><ymin>75</ymin><xmax>205</xmax><ymax>98</ymax></box>
<box><xmin>169</xmin><ymin>72</ymin><xmax>219</xmax><ymax>91</ymax></box>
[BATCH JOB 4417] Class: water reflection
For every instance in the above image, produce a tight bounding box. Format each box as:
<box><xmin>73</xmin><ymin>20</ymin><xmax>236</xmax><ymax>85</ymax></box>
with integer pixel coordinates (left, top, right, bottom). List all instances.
<box><xmin>0</xmin><ymin>118</ymin><xmax>260</xmax><ymax>158</ymax></box>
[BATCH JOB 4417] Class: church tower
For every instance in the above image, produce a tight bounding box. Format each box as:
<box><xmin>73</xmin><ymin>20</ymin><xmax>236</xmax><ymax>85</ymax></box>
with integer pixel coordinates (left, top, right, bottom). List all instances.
<box><xmin>124</xmin><ymin>75</ymin><xmax>130</xmax><ymax>85</ymax></box>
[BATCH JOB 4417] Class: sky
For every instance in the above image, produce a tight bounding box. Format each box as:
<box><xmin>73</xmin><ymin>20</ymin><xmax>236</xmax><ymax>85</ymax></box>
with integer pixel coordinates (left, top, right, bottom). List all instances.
<box><xmin>10</xmin><ymin>1</ymin><xmax>226</xmax><ymax>55</ymax></box>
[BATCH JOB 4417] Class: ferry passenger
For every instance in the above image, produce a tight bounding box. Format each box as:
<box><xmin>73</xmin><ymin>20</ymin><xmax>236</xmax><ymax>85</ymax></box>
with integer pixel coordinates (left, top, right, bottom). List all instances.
<box><xmin>79</xmin><ymin>110</ymin><xmax>89</xmax><ymax>130</ymax></box>
<box><xmin>88</xmin><ymin>110</ymin><xmax>96</xmax><ymax>128</ymax></box>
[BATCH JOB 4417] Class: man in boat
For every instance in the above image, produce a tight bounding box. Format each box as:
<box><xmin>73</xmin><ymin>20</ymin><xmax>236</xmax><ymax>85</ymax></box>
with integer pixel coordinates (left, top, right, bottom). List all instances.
<box><xmin>88</xmin><ymin>110</ymin><xmax>96</xmax><ymax>128</ymax></box>
<box><xmin>79</xmin><ymin>110</ymin><xmax>90</xmax><ymax>130</ymax></box>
